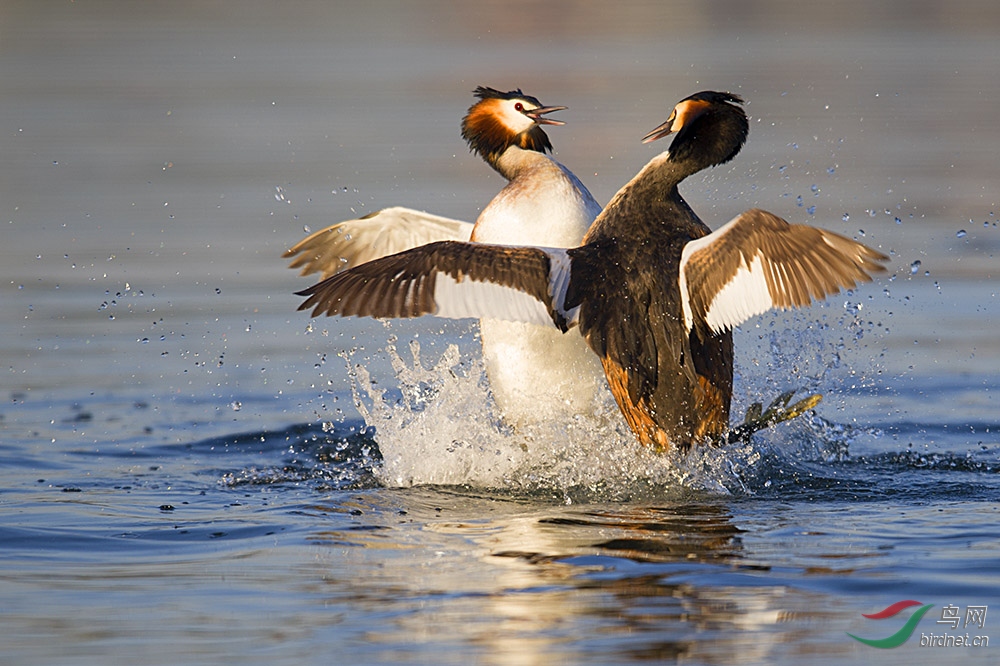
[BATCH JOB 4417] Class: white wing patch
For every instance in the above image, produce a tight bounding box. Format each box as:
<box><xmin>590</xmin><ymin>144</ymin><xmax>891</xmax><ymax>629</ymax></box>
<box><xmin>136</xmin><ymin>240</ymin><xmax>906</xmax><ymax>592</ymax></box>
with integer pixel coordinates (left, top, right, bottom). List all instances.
<box><xmin>680</xmin><ymin>224</ymin><xmax>779</xmax><ymax>335</ymax></box>
<box><xmin>544</xmin><ymin>249</ymin><xmax>580</xmax><ymax>327</ymax></box>
<box><xmin>367</xmin><ymin>207</ymin><xmax>474</xmax><ymax>252</ymax></box>
<box><xmin>286</xmin><ymin>207</ymin><xmax>474</xmax><ymax>279</ymax></box>
<box><xmin>433</xmin><ymin>273</ymin><xmax>556</xmax><ymax>327</ymax></box>
<box><xmin>429</xmin><ymin>247</ymin><xmax>574</xmax><ymax>329</ymax></box>
<box><xmin>679</xmin><ymin>208</ymin><xmax>888</xmax><ymax>335</ymax></box>
<box><xmin>701</xmin><ymin>254</ymin><xmax>773</xmax><ymax>334</ymax></box>
<box><xmin>678</xmin><ymin>244</ymin><xmax>695</xmax><ymax>332</ymax></box>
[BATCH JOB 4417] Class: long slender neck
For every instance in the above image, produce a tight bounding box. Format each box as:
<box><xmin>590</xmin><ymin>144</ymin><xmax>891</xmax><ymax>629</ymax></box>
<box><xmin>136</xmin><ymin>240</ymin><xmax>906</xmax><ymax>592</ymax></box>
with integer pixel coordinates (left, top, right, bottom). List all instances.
<box><xmin>607</xmin><ymin>151</ymin><xmax>693</xmax><ymax>210</ymax></box>
<box><xmin>585</xmin><ymin>102</ymin><xmax>748</xmax><ymax>244</ymax></box>
<box><xmin>491</xmin><ymin>145</ymin><xmax>553</xmax><ymax>181</ymax></box>
<box><xmin>606</xmin><ymin>117</ymin><xmax>747</xmax><ymax>217</ymax></box>
<box><xmin>584</xmin><ymin>151</ymin><xmax>700</xmax><ymax>244</ymax></box>
<box><xmin>635</xmin><ymin>151</ymin><xmax>695</xmax><ymax>192</ymax></box>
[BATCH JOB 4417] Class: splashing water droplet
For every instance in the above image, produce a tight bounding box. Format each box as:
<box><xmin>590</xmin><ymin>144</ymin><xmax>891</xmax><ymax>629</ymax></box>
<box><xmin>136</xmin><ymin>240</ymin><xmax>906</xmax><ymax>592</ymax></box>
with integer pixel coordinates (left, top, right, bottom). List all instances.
<box><xmin>344</xmin><ymin>341</ymin><xmax>752</xmax><ymax>496</ymax></box>
<box><xmin>956</xmin><ymin>229</ymin><xmax>967</xmax><ymax>238</ymax></box>
<box><xmin>910</xmin><ymin>260</ymin><xmax>921</xmax><ymax>275</ymax></box>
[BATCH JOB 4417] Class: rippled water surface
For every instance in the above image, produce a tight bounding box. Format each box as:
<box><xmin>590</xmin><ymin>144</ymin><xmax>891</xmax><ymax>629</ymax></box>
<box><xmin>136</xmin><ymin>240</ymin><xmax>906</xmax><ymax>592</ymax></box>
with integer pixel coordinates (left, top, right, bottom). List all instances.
<box><xmin>3</xmin><ymin>2</ymin><xmax>999</xmax><ymax>664</ymax></box>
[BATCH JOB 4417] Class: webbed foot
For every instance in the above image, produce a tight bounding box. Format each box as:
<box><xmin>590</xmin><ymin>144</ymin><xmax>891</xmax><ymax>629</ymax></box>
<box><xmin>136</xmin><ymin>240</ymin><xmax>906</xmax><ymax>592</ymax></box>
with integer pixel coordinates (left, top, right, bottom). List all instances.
<box><xmin>722</xmin><ymin>390</ymin><xmax>822</xmax><ymax>444</ymax></box>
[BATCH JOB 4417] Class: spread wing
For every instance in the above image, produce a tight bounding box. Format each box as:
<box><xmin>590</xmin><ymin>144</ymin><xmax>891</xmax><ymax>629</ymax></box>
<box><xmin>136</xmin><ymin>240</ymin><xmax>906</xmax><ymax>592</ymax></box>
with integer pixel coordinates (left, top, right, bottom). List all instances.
<box><xmin>296</xmin><ymin>240</ymin><xmax>578</xmax><ymax>330</ymax></box>
<box><xmin>679</xmin><ymin>208</ymin><xmax>890</xmax><ymax>334</ymax></box>
<box><xmin>284</xmin><ymin>207</ymin><xmax>474</xmax><ymax>279</ymax></box>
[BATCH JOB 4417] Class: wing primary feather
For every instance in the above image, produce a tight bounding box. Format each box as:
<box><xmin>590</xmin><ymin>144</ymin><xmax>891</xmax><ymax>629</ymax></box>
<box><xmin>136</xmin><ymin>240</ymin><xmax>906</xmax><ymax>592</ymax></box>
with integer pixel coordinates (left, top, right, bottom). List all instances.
<box><xmin>680</xmin><ymin>209</ymin><xmax>889</xmax><ymax>334</ymax></box>
<box><xmin>295</xmin><ymin>240</ymin><xmax>570</xmax><ymax>328</ymax></box>
<box><xmin>283</xmin><ymin>207</ymin><xmax>474</xmax><ymax>279</ymax></box>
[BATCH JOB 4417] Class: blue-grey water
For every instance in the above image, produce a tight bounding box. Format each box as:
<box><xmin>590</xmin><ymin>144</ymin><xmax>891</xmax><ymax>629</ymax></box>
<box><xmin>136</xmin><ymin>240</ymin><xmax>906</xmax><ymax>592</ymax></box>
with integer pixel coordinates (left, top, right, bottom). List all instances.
<box><xmin>2</xmin><ymin>2</ymin><xmax>999</xmax><ymax>664</ymax></box>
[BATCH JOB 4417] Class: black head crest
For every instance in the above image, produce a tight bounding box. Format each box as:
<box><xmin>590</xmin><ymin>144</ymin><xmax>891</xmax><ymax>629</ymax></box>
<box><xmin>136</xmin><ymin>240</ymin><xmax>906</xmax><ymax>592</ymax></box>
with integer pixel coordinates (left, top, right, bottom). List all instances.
<box><xmin>683</xmin><ymin>91</ymin><xmax>745</xmax><ymax>106</ymax></box>
<box><xmin>472</xmin><ymin>86</ymin><xmax>546</xmax><ymax>109</ymax></box>
<box><xmin>667</xmin><ymin>90</ymin><xmax>749</xmax><ymax>168</ymax></box>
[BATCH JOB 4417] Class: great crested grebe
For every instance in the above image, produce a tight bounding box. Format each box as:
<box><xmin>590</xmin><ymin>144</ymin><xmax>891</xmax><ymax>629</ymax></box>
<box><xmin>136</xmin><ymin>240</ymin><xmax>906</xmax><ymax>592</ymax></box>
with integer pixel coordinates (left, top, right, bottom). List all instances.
<box><xmin>285</xmin><ymin>87</ymin><xmax>608</xmax><ymax>428</ymax></box>
<box><xmin>294</xmin><ymin>91</ymin><xmax>889</xmax><ymax>451</ymax></box>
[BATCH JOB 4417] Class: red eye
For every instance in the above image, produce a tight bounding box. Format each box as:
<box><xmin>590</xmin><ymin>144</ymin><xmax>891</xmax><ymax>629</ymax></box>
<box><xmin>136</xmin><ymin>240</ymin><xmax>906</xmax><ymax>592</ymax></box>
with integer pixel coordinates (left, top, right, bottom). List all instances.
<box><xmin>514</xmin><ymin>102</ymin><xmax>524</xmax><ymax>112</ymax></box>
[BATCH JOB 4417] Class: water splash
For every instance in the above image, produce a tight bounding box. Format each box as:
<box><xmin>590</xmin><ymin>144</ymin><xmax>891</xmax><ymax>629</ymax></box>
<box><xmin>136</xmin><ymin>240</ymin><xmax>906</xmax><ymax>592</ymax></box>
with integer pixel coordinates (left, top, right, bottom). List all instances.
<box><xmin>340</xmin><ymin>338</ymin><xmax>777</xmax><ymax>499</ymax></box>
<box><xmin>322</xmin><ymin>287</ymin><xmax>900</xmax><ymax>500</ymax></box>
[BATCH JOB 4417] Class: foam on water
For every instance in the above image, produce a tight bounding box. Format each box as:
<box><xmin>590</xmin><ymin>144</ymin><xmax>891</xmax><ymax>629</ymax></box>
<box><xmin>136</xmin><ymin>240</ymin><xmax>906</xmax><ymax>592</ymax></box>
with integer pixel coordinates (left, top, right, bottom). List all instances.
<box><xmin>325</xmin><ymin>291</ymin><xmax>899</xmax><ymax>499</ymax></box>
<box><xmin>336</xmin><ymin>337</ymin><xmax>793</xmax><ymax>499</ymax></box>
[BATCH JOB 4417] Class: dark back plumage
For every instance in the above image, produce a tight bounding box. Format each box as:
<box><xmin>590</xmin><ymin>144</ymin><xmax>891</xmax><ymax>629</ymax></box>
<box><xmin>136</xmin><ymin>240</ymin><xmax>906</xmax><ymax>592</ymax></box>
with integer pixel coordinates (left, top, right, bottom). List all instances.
<box><xmin>569</xmin><ymin>91</ymin><xmax>753</xmax><ymax>448</ymax></box>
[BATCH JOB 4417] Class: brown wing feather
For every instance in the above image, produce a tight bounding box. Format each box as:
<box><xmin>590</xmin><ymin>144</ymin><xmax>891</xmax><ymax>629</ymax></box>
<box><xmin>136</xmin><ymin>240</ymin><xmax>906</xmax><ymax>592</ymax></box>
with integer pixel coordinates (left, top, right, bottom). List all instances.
<box><xmin>684</xmin><ymin>209</ymin><xmax>889</xmax><ymax>330</ymax></box>
<box><xmin>295</xmin><ymin>240</ymin><xmax>558</xmax><ymax>322</ymax></box>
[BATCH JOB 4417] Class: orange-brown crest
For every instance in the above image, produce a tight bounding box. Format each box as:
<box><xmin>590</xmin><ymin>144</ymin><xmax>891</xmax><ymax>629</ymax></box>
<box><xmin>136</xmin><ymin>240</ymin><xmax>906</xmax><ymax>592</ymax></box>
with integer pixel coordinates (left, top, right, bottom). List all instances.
<box><xmin>461</xmin><ymin>91</ymin><xmax>554</xmax><ymax>169</ymax></box>
<box><xmin>669</xmin><ymin>98</ymin><xmax>712</xmax><ymax>133</ymax></box>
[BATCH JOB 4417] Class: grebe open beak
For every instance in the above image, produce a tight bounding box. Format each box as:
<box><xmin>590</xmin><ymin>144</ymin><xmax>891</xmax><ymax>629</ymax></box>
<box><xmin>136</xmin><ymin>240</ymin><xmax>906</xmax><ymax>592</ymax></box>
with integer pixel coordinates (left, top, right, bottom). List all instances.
<box><xmin>641</xmin><ymin>118</ymin><xmax>676</xmax><ymax>144</ymax></box>
<box><xmin>524</xmin><ymin>105</ymin><xmax>567</xmax><ymax>126</ymax></box>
